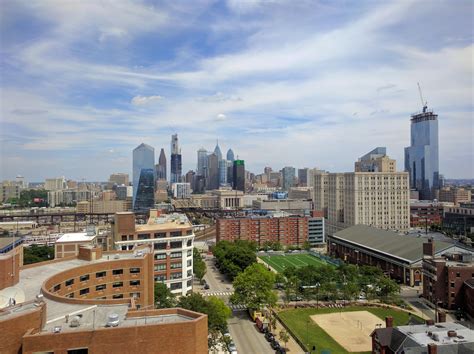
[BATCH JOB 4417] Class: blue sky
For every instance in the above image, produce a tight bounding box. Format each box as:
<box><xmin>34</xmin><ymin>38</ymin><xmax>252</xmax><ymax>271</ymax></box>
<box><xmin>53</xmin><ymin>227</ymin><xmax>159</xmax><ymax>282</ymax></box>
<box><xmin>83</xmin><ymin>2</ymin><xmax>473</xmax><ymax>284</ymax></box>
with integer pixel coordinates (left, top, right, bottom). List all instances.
<box><xmin>1</xmin><ymin>0</ymin><xmax>473</xmax><ymax>181</ymax></box>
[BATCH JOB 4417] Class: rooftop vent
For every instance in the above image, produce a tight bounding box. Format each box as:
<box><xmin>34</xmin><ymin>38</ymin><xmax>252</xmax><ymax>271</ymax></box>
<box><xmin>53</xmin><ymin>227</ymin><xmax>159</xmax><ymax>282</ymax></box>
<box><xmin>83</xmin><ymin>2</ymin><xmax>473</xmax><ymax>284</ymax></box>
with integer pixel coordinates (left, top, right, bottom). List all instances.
<box><xmin>114</xmin><ymin>254</ymin><xmax>120</xmax><ymax>259</ymax></box>
<box><xmin>69</xmin><ymin>315</ymin><xmax>81</xmax><ymax>327</ymax></box>
<box><xmin>35</xmin><ymin>293</ymin><xmax>44</xmax><ymax>303</ymax></box>
<box><xmin>106</xmin><ymin>313</ymin><xmax>120</xmax><ymax>327</ymax></box>
<box><xmin>53</xmin><ymin>326</ymin><xmax>61</xmax><ymax>333</ymax></box>
<box><xmin>447</xmin><ymin>330</ymin><xmax>457</xmax><ymax>338</ymax></box>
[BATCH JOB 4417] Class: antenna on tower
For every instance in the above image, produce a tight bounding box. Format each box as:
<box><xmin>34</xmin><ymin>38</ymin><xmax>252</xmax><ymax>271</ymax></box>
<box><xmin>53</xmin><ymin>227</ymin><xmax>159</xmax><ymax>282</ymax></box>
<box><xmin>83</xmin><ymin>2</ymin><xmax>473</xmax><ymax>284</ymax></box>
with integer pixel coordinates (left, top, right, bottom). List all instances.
<box><xmin>417</xmin><ymin>82</ymin><xmax>428</xmax><ymax>113</ymax></box>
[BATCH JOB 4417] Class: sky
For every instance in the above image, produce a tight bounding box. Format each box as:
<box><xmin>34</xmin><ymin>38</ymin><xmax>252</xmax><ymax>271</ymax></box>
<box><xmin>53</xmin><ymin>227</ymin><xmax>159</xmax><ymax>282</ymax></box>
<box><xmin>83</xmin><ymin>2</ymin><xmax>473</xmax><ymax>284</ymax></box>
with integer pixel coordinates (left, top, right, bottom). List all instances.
<box><xmin>1</xmin><ymin>0</ymin><xmax>473</xmax><ymax>182</ymax></box>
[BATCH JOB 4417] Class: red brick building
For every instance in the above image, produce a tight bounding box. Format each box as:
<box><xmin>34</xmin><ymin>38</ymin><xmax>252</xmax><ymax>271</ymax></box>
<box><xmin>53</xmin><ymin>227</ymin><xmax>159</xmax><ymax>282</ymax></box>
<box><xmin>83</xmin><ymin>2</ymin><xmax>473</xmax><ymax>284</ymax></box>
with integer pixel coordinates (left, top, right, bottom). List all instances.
<box><xmin>216</xmin><ymin>211</ymin><xmax>325</xmax><ymax>247</ymax></box>
<box><xmin>410</xmin><ymin>201</ymin><xmax>444</xmax><ymax>227</ymax></box>
<box><xmin>422</xmin><ymin>239</ymin><xmax>474</xmax><ymax>314</ymax></box>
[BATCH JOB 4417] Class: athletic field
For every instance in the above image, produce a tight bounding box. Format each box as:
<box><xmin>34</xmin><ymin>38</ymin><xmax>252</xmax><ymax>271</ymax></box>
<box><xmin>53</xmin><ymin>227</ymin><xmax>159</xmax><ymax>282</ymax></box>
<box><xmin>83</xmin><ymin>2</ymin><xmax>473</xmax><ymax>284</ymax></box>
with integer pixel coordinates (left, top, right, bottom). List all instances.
<box><xmin>259</xmin><ymin>253</ymin><xmax>329</xmax><ymax>273</ymax></box>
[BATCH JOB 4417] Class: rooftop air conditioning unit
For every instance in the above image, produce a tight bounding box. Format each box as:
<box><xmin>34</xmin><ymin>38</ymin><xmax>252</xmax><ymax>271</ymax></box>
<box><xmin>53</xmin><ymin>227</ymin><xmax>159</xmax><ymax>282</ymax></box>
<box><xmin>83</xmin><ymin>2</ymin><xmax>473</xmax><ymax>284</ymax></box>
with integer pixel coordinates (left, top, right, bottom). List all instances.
<box><xmin>106</xmin><ymin>313</ymin><xmax>120</xmax><ymax>327</ymax></box>
<box><xmin>114</xmin><ymin>254</ymin><xmax>120</xmax><ymax>259</ymax></box>
<box><xmin>53</xmin><ymin>326</ymin><xmax>61</xmax><ymax>333</ymax></box>
<box><xmin>69</xmin><ymin>315</ymin><xmax>81</xmax><ymax>327</ymax></box>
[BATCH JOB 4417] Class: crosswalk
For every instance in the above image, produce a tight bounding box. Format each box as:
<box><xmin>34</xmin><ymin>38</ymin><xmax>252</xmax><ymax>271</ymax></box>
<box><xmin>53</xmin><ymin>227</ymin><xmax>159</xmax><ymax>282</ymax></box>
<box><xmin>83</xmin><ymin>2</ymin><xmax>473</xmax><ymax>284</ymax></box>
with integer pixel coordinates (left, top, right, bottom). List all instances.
<box><xmin>229</xmin><ymin>304</ymin><xmax>247</xmax><ymax>311</ymax></box>
<box><xmin>202</xmin><ymin>291</ymin><xmax>234</xmax><ymax>297</ymax></box>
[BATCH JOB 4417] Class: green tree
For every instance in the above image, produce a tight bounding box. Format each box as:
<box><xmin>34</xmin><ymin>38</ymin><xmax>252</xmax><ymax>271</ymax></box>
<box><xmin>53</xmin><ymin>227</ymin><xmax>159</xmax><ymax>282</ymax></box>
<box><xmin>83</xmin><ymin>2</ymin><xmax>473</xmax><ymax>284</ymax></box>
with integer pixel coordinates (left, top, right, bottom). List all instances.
<box><xmin>154</xmin><ymin>282</ymin><xmax>176</xmax><ymax>308</ymax></box>
<box><xmin>279</xmin><ymin>329</ymin><xmax>290</xmax><ymax>350</ymax></box>
<box><xmin>231</xmin><ymin>263</ymin><xmax>277</xmax><ymax>309</ymax></box>
<box><xmin>193</xmin><ymin>248</ymin><xmax>207</xmax><ymax>282</ymax></box>
<box><xmin>376</xmin><ymin>276</ymin><xmax>400</xmax><ymax>298</ymax></box>
<box><xmin>302</xmin><ymin>240</ymin><xmax>311</xmax><ymax>251</ymax></box>
<box><xmin>23</xmin><ymin>245</ymin><xmax>54</xmax><ymax>265</ymax></box>
<box><xmin>178</xmin><ymin>293</ymin><xmax>231</xmax><ymax>332</ymax></box>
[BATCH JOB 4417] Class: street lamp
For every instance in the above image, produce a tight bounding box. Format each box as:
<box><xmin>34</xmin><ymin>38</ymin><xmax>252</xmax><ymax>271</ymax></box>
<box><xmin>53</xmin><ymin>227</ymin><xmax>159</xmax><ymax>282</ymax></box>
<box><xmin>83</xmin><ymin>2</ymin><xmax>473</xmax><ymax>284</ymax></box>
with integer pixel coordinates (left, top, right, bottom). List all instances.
<box><xmin>315</xmin><ymin>282</ymin><xmax>320</xmax><ymax>308</ymax></box>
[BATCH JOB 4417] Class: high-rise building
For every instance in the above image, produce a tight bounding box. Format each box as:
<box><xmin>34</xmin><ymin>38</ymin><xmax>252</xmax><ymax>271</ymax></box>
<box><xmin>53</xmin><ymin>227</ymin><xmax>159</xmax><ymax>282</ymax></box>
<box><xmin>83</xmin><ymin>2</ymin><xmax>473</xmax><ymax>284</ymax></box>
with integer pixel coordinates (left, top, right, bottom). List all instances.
<box><xmin>172</xmin><ymin>183</ymin><xmax>192</xmax><ymax>199</ymax></box>
<box><xmin>185</xmin><ymin>170</ymin><xmax>196</xmax><ymax>190</ymax></box>
<box><xmin>213</xmin><ymin>141</ymin><xmax>222</xmax><ymax>161</ymax></box>
<box><xmin>314</xmin><ymin>171</ymin><xmax>410</xmax><ymax>234</ymax></box>
<box><xmin>156</xmin><ymin>148</ymin><xmax>167</xmax><ymax>180</ymax></box>
<box><xmin>405</xmin><ymin>103</ymin><xmax>440</xmax><ymax>200</ymax></box>
<box><xmin>298</xmin><ymin>168</ymin><xmax>309</xmax><ymax>186</ymax></box>
<box><xmin>44</xmin><ymin>177</ymin><xmax>67</xmax><ymax>191</ymax></box>
<box><xmin>197</xmin><ymin>148</ymin><xmax>208</xmax><ymax>176</ymax></box>
<box><xmin>282</xmin><ymin>166</ymin><xmax>296</xmax><ymax>191</ymax></box>
<box><xmin>170</xmin><ymin>134</ymin><xmax>182</xmax><ymax>183</ymax></box>
<box><xmin>109</xmin><ymin>173</ymin><xmax>129</xmax><ymax>186</ymax></box>
<box><xmin>233</xmin><ymin>160</ymin><xmax>245</xmax><ymax>192</ymax></box>
<box><xmin>219</xmin><ymin>159</ymin><xmax>228</xmax><ymax>186</ymax></box>
<box><xmin>226</xmin><ymin>148</ymin><xmax>235</xmax><ymax>162</ymax></box>
<box><xmin>133</xmin><ymin>143</ymin><xmax>155</xmax><ymax>211</ymax></box>
<box><xmin>355</xmin><ymin>147</ymin><xmax>396</xmax><ymax>172</ymax></box>
<box><xmin>207</xmin><ymin>153</ymin><xmax>219</xmax><ymax>190</ymax></box>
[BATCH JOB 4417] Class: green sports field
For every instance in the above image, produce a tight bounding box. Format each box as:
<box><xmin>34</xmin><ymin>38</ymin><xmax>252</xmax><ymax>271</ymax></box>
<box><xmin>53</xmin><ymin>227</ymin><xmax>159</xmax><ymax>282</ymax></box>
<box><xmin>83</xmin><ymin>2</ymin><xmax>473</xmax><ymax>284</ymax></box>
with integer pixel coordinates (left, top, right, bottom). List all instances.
<box><xmin>259</xmin><ymin>253</ymin><xmax>330</xmax><ymax>273</ymax></box>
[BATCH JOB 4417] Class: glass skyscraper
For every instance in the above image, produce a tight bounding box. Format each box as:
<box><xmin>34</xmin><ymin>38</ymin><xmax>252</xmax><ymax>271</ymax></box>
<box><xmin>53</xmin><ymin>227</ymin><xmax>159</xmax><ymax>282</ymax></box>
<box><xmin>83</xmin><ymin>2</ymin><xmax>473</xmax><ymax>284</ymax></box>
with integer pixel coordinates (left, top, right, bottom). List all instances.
<box><xmin>170</xmin><ymin>134</ymin><xmax>182</xmax><ymax>183</ymax></box>
<box><xmin>133</xmin><ymin>143</ymin><xmax>155</xmax><ymax>211</ymax></box>
<box><xmin>282</xmin><ymin>166</ymin><xmax>296</xmax><ymax>191</ymax></box>
<box><xmin>404</xmin><ymin>105</ymin><xmax>440</xmax><ymax>200</ymax></box>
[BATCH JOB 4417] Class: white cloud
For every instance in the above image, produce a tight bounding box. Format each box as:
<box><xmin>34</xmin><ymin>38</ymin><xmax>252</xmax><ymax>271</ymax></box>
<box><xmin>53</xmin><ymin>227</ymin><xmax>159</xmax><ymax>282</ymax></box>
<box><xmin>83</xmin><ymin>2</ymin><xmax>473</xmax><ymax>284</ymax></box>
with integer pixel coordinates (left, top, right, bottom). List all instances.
<box><xmin>131</xmin><ymin>95</ymin><xmax>164</xmax><ymax>105</ymax></box>
<box><xmin>216</xmin><ymin>113</ymin><xmax>227</xmax><ymax>121</ymax></box>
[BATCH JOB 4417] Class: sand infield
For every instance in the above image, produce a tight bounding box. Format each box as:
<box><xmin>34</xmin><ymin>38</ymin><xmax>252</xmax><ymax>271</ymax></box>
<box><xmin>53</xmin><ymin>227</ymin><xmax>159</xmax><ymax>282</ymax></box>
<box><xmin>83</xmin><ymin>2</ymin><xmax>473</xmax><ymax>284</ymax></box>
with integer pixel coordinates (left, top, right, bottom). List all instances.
<box><xmin>311</xmin><ymin>310</ymin><xmax>385</xmax><ymax>352</ymax></box>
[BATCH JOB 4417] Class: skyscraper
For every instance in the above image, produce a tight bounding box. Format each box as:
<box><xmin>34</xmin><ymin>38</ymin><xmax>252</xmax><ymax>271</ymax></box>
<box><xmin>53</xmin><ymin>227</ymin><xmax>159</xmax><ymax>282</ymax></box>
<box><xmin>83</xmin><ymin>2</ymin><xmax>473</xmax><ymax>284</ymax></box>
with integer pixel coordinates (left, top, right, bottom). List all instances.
<box><xmin>233</xmin><ymin>160</ymin><xmax>245</xmax><ymax>192</ymax></box>
<box><xmin>282</xmin><ymin>166</ymin><xmax>296</xmax><ymax>191</ymax></box>
<box><xmin>219</xmin><ymin>159</ymin><xmax>228</xmax><ymax>186</ymax></box>
<box><xmin>197</xmin><ymin>148</ymin><xmax>208</xmax><ymax>177</ymax></box>
<box><xmin>170</xmin><ymin>134</ymin><xmax>182</xmax><ymax>183</ymax></box>
<box><xmin>156</xmin><ymin>148</ymin><xmax>167</xmax><ymax>180</ymax></box>
<box><xmin>226</xmin><ymin>148</ymin><xmax>235</xmax><ymax>162</ymax></box>
<box><xmin>298</xmin><ymin>168</ymin><xmax>309</xmax><ymax>186</ymax></box>
<box><xmin>133</xmin><ymin>143</ymin><xmax>155</xmax><ymax>211</ymax></box>
<box><xmin>355</xmin><ymin>147</ymin><xmax>396</xmax><ymax>172</ymax></box>
<box><xmin>404</xmin><ymin>104</ymin><xmax>440</xmax><ymax>200</ymax></box>
<box><xmin>207</xmin><ymin>153</ymin><xmax>219</xmax><ymax>190</ymax></box>
<box><xmin>214</xmin><ymin>141</ymin><xmax>222</xmax><ymax>161</ymax></box>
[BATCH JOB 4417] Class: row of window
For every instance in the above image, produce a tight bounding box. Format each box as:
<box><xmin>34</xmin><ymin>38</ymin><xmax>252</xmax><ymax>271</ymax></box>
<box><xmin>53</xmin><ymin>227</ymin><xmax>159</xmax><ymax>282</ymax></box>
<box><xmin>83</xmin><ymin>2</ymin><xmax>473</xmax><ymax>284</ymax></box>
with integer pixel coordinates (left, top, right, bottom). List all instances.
<box><xmin>59</xmin><ymin>268</ymin><xmax>140</xmax><ymax>289</ymax></box>
<box><xmin>122</xmin><ymin>230</ymin><xmax>193</xmax><ymax>242</ymax></box>
<box><xmin>66</xmin><ymin>292</ymin><xmax>140</xmax><ymax>300</ymax></box>
<box><xmin>60</xmin><ymin>280</ymin><xmax>141</xmax><ymax>294</ymax></box>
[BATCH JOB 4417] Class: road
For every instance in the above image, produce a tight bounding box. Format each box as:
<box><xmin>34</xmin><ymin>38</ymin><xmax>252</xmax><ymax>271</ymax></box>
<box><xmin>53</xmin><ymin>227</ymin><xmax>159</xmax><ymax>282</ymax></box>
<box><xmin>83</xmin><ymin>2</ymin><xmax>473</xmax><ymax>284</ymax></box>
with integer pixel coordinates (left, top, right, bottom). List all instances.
<box><xmin>201</xmin><ymin>255</ymin><xmax>274</xmax><ymax>354</ymax></box>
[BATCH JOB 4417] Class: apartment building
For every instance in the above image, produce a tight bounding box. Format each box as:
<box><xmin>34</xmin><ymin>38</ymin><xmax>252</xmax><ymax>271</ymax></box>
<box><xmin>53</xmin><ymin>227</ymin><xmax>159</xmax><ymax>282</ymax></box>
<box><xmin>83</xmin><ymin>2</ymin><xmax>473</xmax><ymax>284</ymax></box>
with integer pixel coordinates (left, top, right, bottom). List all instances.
<box><xmin>439</xmin><ymin>186</ymin><xmax>471</xmax><ymax>205</ymax></box>
<box><xmin>113</xmin><ymin>210</ymin><xmax>195</xmax><ymax>295</ymax></box>
<box><xmin>216</xmin><ymin>211</ymin><xmax>325</xmax><ymax>247</ymax></box>
<box><xmin>0</xmin><ymin>245</ymin><xmax>208</xmax><ymax>354</ymax></box>
<box><xmin>410</xmin><ymin>201</ymin><xmax>444</xmax><ymax>227</ymax></box>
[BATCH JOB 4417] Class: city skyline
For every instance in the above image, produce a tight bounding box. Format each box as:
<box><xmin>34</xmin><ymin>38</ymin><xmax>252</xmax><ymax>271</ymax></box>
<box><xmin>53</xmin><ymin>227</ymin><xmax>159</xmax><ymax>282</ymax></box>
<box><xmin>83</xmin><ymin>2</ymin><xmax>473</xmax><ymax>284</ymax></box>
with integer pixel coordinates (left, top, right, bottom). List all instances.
<box><xmin>1</xmin><ymin>1</ymin><xmax>473</xmax><ymax>181</ymax></box>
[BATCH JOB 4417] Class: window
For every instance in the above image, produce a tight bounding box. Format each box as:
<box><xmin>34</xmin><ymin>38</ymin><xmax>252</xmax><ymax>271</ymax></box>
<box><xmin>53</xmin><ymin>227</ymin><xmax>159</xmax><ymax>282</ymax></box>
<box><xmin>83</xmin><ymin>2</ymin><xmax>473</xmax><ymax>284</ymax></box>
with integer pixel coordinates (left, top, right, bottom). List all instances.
<box><xmin>130</xmin><ymin>280</ymin><xmax>140</xmax><ymax>286</ymax></box>
<box><xmin>113</xmin><ymin>282</ymin><xmax>123</xmax><ymax>288</ymax></box>
<box><xmin>451</xmin><ymin>292</ymin><xmax>455</xmax><ymax>298</ymax></box>
<box><xmin>138</xmin><ymin>233</ymin><xmax>150</xmax><ymax>240</ymax></box>
<box><xmin>67</xmin><ymin>292</ymin><xmax>74</xmax><ymax>298</ymax></box>
<box><xmin>154</xmin><ymin>264</ymin><xmax>166</xmax><ymax>271</ymax></box>
<box><xmin>155</xmin><ymin>253</ymin><xmax>166</xmax><ymax>260</ymax></box>
<box><xmin>186</xmin><ymin>230</ymin><xmax>193</xmax><ymax>235</ymax></box>
<box><xmin>121</xmin><ymin>235</ymin><xmax>127</xmax><ymax>241</ymax></box>
<box><xmin>112</xmin><ymin>294</ymin><xmax>123</xmax><ymax>299</ymax></box>
<box><xmin>451</xmin><ymin>282</ymin><xmax>455</xmax><ymax>288</ymax></box>
<box><xmin>187</xmin><ymin>240</ymin><xmax>192</xmax><ymax>247</ymax></box>
<box><xmin>154</xmin><ymin>232</ymin><xmax>166</xmax><ymax>238</ymax></box>
<box><xmin>170</xmin><ymin>262</ymin><xmax>182</xmax><ymax>269</ymax></box>
<box><xmin>170</xmin><ymin>282</ymin><xmax>182</xmax><ymax>290</ymax></box>
<box><xmin>96</xmin><ymin>271</ymin><xmax>106</xmax><ymax>278</ymax></box>
<box><xmin>96</xmin><ymin>284</ymin><xmax>106</xmax><ymax>291</ymax></box>
<box><xmin>67</xmin><ymin>349</ymin><xmax>88</xmax><ymax>354</ymax></box>
<box><xmin>130</xmin><ymin>267</ymin><xmax>140</xmax><ymax>274</ymax></box>
<box><xmin>171</xmin><ymin>273</ymin><xmax>182</xmax><ymax>280</ymax></box>
<box><xmin>187</xmin><ymin>270</ymin><xmax>192</xmax><ymax>277</ymax></box>
<box><xmin>53</xmin><ymin>284</ymin><xmax>61</xmax><ymax>292</ymax></box>
<box><xmin>456</xmin><ymin>272</ymin><xmax>461</xmax><ymax>277</ymax></box>
<box><xmin>80</xmin><ymin>274</ymin><xmax>90</xmax><ymax>282</ymax></box>
<box><xmin>130</xmin><ymin>292</ymin><xmax>140</xmax><ymax>299</ymax></box>
<box><xmin>187</xmin><ymin>250</ymin><xmax>192</xmax><ymax>257</ymax></box>
<box><xmin>187</xmin><ymin>259</ymin><xmax>192</xmax><ymax>267</ymax></box>
<box><xmin>170</xmin><ymin>241</ymin><xmax>182</xmax><ymax>249</ymax></box>
<box><xmin>170</xmin><ymin>252</ymin><xmax>182</xmax><ymax>258</ymax></box>
<box><xmin>65</xmin><ymin>279</ymin><xmax>74</xmax><ymax>286</ymax></box>
<box><xmin>155</xmin><ymin>275</ymin><xmax>166</xmax><ymax>282</ymax></box>
<box><xmin>79</xmin><ymin>288</ymin><xmax>90</xmax><ymax>296</ymax></box>
<box><xmin>170</xmin><ymin>231</ymin><xmax>182</xmax><ymax>237</ymax></box>
<box><xmin>187</xmin><ymin>280</ymin><xmax>192</xmax><ymax>287</ymax></box>
<box><xmin>113</xmin><ymin>269</ymin><xmax>123</xmax><ymax>275</ymax></box>
<box><xmin>154</xmin><ymin>242</ymin><xmax>167</xmax><ymax>250</ymax></box>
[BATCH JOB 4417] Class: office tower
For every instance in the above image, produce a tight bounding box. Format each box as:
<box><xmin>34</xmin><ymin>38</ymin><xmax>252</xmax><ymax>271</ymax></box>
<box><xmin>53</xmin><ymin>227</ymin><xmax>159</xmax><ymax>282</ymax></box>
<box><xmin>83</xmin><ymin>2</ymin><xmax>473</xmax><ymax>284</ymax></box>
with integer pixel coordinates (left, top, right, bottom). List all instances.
<box><xmin>282</xmin><ymin>166</ymin><xmax>296</xmax><ymax>191</ymax></box>
<box><xmin>109</xmin><ymin>173</ymin><xmax>129</xmax><ymax>186</ymax></box>
<box><xmin>197</xmin><ymin>148</ymin><xmax>208</xmax><ymax>176</ymax></box>
<box><xmin>172</xmin><ymin>183</ymin><xmax>192</xmax><ymax>199</ymax></box>
<box><xmin>313</xmin><ymin>170</ymin><xmax>410</xmax><ymax>234</ymax></box>
<box><xmin>170</xmin><ymin>134</ymin><xmax>182</xmax><ymax>183</ymax></box>
<box><xmin>219</xmin><ymin>159</ymin><xmax>228</xmax><ymax>186</ymax></box>
<box><xmin>233</xmin><ymin>160</ymin><xmax>245</xmax><ymax>192</ymax></box>
<box><xmin>227</xmin><ymin>161</ymin><xmax>234</xmax><ymax>185</ymax></box>
<box><xmin>185</xmin><ymin>170</ymin><xmax>196</xmax><ymax>191</ymax></box>
<box><xmin>214</xmin><ymin>141</ymin><xmax>222</xmax><ymax>161</ymax></box>
<box><xmin>44</xmin><ymin>177</ymin><xmax>67</xmax><ymax>191</ymax></box>
<box><xmin>133</xmin><ymin>143</ymin><xmax>155</xmax><ymax>211</ymax></box>
<box><xmin>264</xmin><ymin>167</ymin><xmax>272</xmax><ymax>175</ymax></box>
<box><xmin>207</xmin><ymin>153</ymin><xmax>219</xmax><ymax>190</ymax></box>
<box><xmin>404</xmin><ymin>103</ymin><xmax>440</xmax><ymax>200</ymax></box>
<box><xmin>156</xmin><ymin>148</ymin><xmax>167</xmax><ymax>180</ymax></box>
<box><xmin>226</xmin><ymin>148</ymin><xmax>235</xmax><ymax>162</ymax></box>
<box><xmin>355</xmin><ymin>147</ymin><xmax>396</xmax><ymax>172</ymax></box>
<box><xmin>298</xmin><ymin>168</ymin><xmax>309</xmax><ymax>186</ymax></box>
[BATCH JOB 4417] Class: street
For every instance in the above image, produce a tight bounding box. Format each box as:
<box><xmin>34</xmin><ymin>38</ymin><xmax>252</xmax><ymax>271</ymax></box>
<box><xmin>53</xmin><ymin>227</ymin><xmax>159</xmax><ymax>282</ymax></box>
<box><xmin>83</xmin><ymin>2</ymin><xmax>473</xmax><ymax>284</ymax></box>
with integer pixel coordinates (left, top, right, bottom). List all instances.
<box><xmin>200</xmin><ymin>255</ymin><xmax>274</xmax><ymax>354</ymax></box>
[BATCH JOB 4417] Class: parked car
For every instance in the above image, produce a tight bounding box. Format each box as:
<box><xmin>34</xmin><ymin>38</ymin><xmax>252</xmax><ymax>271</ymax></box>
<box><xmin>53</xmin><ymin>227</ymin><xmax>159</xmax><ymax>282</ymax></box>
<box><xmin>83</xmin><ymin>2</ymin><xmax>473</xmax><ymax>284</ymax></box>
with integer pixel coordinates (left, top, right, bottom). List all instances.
<box><xmin>228</xmin><ymin>341</ymin><xmax>237</xmax><ymax>352</ymax></box>
<box><xmin>275</xmin><ymin>347</ymin><xmax>286</xmax><ymax>354</ymax></box>
<box><xmin>265</xmin><ymin>332</ymin><xmax>275</xmax><ymax>342</ymax></box>
<box><xmin>289</xmin><ymin>295</ymin><xmax>303</xmax><ymax>301</ymax></box>
<box><xmin>270</xmin><ymin>339</ymin><xmax>281</xmax><ymax>350</ymax></box>
<box><xmin>204</xmin><ymin>284</ymin><xmax>210</xmax><ymax>290</ymax></box>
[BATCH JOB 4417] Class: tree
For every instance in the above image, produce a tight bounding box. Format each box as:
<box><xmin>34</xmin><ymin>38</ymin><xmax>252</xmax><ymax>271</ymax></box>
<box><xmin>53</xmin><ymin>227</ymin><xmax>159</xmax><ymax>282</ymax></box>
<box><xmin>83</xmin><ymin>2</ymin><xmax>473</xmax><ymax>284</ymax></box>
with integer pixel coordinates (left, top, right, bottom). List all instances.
<box><xmin>302</xmin><ymin>240</ymin><xmax>311</xmax><ymax>251</ymax></box>
<box><xmin>154</xmin><ymin>282</ymin><xmax>176</xmax><ymax>308</ymax></box>
<box><xmin>213</xmin><ymin>240</ymin><xmax>257</xmax><ymax>280</ymax></box>
<box><xmin>193</xmin><ymin>248</ymin><xmax>207</xmax><ymax>282</ymax></box>
<box><xmin>178</xmin><ymin>293</ymin><xmax>231</xmax><ymax>332</ymax></box>
<box><xmin>231</xmin><ymin>263</ymin><xmax>277</xmax><ymax>309</ymax></box>
<box><xmin>279</xmin><ymin>329</ymin><xmax>290</xmax><ymax>349</ymax></box>
<box><xmin>23</xmin><ymin>245</ymin><xmax>54</xmax><ymax>265</ymax></box>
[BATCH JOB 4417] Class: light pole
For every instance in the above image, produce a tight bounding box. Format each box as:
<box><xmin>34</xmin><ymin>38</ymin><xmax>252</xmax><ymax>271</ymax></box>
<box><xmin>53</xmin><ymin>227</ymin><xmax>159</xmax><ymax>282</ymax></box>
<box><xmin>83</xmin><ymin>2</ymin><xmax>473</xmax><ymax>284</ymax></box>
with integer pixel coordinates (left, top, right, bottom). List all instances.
<box><xmin>315</xmin><ymin>282</ymin><xmax>320</xmax><ymax>308</ymax></box>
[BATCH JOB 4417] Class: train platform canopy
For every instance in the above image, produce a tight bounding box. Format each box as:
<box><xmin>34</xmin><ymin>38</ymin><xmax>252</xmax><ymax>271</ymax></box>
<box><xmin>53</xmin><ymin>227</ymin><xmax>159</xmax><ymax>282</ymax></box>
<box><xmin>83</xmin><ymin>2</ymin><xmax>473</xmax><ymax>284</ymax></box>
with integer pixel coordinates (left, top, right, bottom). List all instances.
<box><xmin>331</xmin><ymin>225</ymin><xmax>471</xmax><ymax>264</ymax></box>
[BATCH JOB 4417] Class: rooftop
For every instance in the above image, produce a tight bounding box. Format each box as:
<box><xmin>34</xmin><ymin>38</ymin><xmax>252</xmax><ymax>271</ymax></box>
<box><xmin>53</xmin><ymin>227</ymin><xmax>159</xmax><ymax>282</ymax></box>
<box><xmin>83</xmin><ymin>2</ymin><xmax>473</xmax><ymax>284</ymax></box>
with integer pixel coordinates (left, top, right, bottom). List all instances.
<box><xmin>398</xmin><ymin>322</ymin><xmax>474</xmax><ymax>346</ymax></box>
<box><xmin>136</xmin><ymin>213</ymin><xmax>192</xmax><ymax>232</ymax></box>
<box><xmin>332</xmin><ymin>225</ymin><xmax>456</xmax><ymax>263</ymax></box>
<box><xmin>56</xmin><ymin>232</ymin><xmax>96</xmax><ymax>243</ymax></box>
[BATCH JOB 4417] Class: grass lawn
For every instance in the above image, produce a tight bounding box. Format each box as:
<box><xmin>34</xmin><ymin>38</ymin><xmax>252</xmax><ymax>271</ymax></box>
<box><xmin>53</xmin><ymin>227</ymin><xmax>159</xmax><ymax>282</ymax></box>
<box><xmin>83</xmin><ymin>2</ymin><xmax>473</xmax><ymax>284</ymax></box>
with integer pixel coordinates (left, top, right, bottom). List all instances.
<box><xmin>259</xmin><ymin>253</ymin><xmax>330</xmax><ymax>273</ymax></box>
<box><xmin>278</xmin><ymin>306</ymin><xmax>421</xmax><ymax>354</ymax></box>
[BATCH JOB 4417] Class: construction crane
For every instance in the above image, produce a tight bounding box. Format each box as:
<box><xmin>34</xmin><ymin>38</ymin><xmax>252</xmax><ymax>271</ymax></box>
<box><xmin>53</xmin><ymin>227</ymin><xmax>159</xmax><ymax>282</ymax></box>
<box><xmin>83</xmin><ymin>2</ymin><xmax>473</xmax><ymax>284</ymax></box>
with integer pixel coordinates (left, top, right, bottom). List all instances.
<box><xmin>417</xmin><ymin>82</ymin><xmax>428</xmax><ymax>113</ymax></box>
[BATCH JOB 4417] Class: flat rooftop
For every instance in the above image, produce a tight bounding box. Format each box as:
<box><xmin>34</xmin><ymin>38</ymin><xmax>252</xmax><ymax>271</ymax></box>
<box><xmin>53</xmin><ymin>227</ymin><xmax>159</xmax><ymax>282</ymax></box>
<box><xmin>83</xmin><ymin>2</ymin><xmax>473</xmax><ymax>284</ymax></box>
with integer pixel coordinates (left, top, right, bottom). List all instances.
<box><xmin>398</xmin><ymin>322</ymin><xmax>474</xmax><ymax>346</ymax></box>
<box><xmin>136</xmin><ymin>213</ymin><xmax>192</xmax><ymax>232</ymax></box>
<box><xmin>56</xmin><ymin>232</ymin><xmax>96</xmax><ymax>243</ymax></box>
